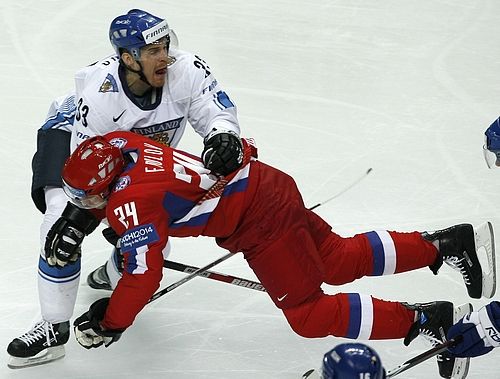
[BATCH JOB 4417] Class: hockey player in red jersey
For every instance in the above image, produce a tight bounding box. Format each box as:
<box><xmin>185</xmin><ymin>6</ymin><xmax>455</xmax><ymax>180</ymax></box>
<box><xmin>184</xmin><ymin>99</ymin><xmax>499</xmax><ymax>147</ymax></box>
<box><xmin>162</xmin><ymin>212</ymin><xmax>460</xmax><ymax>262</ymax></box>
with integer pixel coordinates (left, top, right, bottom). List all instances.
<box><xmin>46</xmin><ymin>131</ymin><xmax>494</xmax><ymax>379</ymax></box>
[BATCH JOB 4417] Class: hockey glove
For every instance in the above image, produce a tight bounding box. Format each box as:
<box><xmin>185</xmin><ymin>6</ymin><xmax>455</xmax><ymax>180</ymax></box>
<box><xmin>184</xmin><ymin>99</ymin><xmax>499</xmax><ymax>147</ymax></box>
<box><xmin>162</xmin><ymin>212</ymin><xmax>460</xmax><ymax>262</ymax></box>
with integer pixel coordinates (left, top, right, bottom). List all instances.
<box><xmin>202</xmin><ymin>129</ymin><xmax>243</xmax><ymax>176</ymax></box>
<box><xmin>102</xmin><ymin>226</ymin><xmax>120</xmax><ymax>247</ymax></box>
<box><xmin>74</xmin><ymin>298</ymin><xmax>124</xmax><ymax>349</ymax></box>
<box><xmin>102</xmin><ymin>227</ymin><xmax>125</xmax><ymax>273</ymax></box>
<box><xmin>447</xmin><ymin>301</ymin><xmax>500</xmax><ymax>357</ymax></box>
<box><xmin>45</xmin><ymin>202</ymin><xmax>100</xmax><ymax>267</ymax></box>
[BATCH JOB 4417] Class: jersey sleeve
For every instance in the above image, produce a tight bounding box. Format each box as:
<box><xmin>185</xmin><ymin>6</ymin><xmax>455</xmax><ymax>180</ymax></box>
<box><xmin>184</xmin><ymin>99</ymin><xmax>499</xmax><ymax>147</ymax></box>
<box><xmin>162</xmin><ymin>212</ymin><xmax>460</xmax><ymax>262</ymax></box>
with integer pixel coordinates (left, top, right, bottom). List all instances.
<box><xmin>40</xmin><ymin>92</ymin><xmax>76</xmax><ymax>133</ymax></box>
<box><xmin>185</xmin><ymin>54</ymin><xmax>240</xmax><ymax>138</ymax></box>
<box><xmin>101</xmin><ymin>191</ymin><xmax>169</xmax><ymax>330</ymax></box>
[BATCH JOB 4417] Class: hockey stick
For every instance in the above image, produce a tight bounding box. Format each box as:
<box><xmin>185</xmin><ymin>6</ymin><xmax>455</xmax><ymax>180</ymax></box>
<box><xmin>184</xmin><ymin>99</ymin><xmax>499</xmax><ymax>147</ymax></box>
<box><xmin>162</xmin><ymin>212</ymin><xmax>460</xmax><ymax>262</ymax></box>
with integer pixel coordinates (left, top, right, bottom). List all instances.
<box><xmin>309</xmin><ymin>168</ymin><xmax>373</xmax><ymax>210</ymax></box>
<box><xmin>149</xmin><ymin>252</ymin><xmax>234</xmax><ymax>303</ymax></box>
<box><xmin>386</xmin><ymin>337</ymin><xmax>462</xmax><ymax>378</ymax></box>
<box><xmin>163</xmin><ymin>259</ymin><xmax>266</xmax><ymax>292</ymax></box>
<box><xmin>153</xmin><ymin>167</ymin><xmax>374</xmax><ymax>300</ymax></box>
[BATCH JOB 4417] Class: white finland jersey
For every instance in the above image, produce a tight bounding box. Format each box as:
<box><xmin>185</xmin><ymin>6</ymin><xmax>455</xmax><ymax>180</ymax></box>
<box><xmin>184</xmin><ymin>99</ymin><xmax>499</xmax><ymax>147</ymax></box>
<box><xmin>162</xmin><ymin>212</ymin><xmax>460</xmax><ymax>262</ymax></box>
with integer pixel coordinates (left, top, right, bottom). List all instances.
<box><xmin>70</xmin><ymin>48</ymin><xmax>239</xmax><ymax>152</ymax></box>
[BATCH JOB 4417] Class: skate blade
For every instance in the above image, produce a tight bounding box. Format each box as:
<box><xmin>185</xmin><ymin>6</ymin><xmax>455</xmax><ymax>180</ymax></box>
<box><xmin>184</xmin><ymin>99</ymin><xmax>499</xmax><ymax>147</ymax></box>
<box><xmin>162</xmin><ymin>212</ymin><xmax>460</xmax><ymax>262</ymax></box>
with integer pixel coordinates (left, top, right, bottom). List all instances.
<box><xmin>448</xmin><ymin>303</ymin><xmax>472</xmax><ymax>379</ymax></box>
<box><xmin>451</xmin><ymin>356</ymin><xmax>470</xmax><ymax>379</ymax></box>
<box><xmin>453</xmin><ymin>302</ymin><xmax>473</xmax><ymax>323</ymax></box>
<box><xmin>7</xmin><ymin>345</ymin><xmax>65</xmax><ymax>369</ymax></box>
<box><xmin>474</xmin><ymin>222</ymin><xmax>497</xmax><ymax>298</ymax></box>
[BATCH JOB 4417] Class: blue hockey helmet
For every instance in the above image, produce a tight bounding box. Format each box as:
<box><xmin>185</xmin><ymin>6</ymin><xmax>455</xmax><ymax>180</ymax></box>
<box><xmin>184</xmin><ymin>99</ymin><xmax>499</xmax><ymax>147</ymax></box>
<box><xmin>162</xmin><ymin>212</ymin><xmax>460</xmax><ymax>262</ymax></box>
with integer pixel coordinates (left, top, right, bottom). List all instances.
<box><xmin>321</xmin><ymin>343</ymin><xmax>386</xmax><ymax>379</ymax></box>
<box><xmin>109</xmin><ymin>9</ymin><xmax>170</xmax><ymax>59</ymax></box>
<box><xmin>484</xmin><ymin>117</ymin><xmax>500</xmax><ymax>169</ymax></box>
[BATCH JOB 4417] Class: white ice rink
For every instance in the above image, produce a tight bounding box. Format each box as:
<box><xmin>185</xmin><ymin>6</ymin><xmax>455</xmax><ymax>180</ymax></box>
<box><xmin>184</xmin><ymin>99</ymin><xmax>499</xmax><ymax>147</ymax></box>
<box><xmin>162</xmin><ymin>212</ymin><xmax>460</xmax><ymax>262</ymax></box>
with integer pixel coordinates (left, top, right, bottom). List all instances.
<box><xmin>1</xmin><ymin>0</ymin><xmax>499</xmax><ymax>378</ymax></box>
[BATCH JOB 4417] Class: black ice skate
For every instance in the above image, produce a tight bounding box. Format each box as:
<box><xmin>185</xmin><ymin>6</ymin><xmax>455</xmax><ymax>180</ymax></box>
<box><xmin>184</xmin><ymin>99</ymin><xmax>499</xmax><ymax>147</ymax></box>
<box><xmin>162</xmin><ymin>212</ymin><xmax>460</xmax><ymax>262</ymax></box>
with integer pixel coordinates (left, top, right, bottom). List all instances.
<box><xmin>7</xmin><ymin>320</ymin><xmax>70</xmax><ymax>368</ymax></box>
<box><xmin>403</xmin><ymin>301</ymin><xmax>472</xmax><ymax>379</ymax></box>
<box><xmin>87</xmin><ymin>263</ymin><xmax>112</xmax><ymax>290</ymax></box>
<box><xmin>423</xmin><ymin>223</ymin><xmax>483</xmax><ymax>298</ymax></box>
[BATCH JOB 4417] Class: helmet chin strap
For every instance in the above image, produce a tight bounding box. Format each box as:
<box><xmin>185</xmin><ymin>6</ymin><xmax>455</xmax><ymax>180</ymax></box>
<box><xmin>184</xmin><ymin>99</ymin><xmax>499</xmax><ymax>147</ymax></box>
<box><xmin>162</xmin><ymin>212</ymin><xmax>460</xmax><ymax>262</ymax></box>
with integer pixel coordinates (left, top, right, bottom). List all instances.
<box><xmin>122</xmin><ymin>60</ymin><xmax>152</xmax><ymax>88</ymax></box>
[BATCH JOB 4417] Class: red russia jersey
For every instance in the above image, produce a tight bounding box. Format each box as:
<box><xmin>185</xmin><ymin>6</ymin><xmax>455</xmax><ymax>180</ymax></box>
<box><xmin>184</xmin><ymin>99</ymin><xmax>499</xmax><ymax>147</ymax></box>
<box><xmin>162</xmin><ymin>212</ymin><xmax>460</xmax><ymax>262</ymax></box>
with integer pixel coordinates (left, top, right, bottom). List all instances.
<box><xmin>101</xmin><ymin>131</ymin><xmax>257</xmax><ymax>330</ymax></box>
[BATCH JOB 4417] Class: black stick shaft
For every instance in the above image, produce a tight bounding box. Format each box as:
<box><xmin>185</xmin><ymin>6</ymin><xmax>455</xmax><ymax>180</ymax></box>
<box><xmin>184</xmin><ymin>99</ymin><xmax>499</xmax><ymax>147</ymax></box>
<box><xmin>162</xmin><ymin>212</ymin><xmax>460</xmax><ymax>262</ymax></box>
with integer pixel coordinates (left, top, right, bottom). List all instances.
<box><xmin>386</xmin><ymin>337</ymin><xmax>461</xmax><ymax>378</ymax></box>
<box><xmin>308</xmin><ymin>168</ymin><xmax>372</xmax><ymax>210</ymax></box>
<box><xmin>163</xmin><ymin>259</ymin><xmax>266</xmax><ymax>292</ymax></box>
<box><xmin>149</xmin><ymin>253</ymin><xmax>234</xmax><ymax>303</ymax></box>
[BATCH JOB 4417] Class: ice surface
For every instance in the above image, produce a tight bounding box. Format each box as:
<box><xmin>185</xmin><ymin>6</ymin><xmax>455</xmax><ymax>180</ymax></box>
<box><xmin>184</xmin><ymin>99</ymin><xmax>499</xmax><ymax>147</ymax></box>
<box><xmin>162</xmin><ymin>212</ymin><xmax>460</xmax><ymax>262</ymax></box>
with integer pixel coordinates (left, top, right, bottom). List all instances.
<box><xmin>1</xmin><ymin>1</ymin><xmax>499</xmax><ymax>377</ymax></box>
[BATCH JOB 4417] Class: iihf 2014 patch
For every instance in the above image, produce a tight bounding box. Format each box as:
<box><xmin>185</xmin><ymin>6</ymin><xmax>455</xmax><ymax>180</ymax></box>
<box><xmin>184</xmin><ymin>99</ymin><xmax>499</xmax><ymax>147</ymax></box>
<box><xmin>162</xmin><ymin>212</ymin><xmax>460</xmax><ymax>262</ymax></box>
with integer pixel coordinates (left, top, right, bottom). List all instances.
<box><xmin>99</xmin><ymin>73</ymin><xmax>119</xmax><ymax>93</ymax></box>
<box><xmin>120</xmin><ymin>223</ymin><xmax>159</xmax><ymax>252</ymax></box>
<box><xmin>109</xmin><ymin>137</ymin><xmax>128</xmax><ymax>148</ymax></box>
<box><xmin>114</xmin><ymin>175</ymin><xmax>131</xmax><ymax>192</ymax></box>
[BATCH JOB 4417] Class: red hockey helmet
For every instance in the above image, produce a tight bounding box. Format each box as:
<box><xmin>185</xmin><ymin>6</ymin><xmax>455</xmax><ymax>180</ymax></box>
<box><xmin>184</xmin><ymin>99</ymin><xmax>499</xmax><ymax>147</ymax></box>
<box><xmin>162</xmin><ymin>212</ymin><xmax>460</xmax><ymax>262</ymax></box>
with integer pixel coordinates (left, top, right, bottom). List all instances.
<box><xmin>62</xmin><ymin>136</ymin><xmax>125</xmax><ymax>209</ymax></box>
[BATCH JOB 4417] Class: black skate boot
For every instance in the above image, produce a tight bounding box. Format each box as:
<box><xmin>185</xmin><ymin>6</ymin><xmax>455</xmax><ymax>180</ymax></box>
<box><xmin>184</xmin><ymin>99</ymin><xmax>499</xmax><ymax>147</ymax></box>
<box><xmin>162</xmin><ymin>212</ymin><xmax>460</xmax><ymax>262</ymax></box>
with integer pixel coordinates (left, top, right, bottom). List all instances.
<box><xmin>87</xmin><ymin>263</ymin><xmax>112</xmax><ymax>290</ymax></box>
<box><xmin>403</xmin><ymin>301</ymin><xmax>472</xmax><ymax>379</ymax></box>
<box><xmin>423</xmin><ymin>224</ymin><xmax>483</xmax><ymax>298</ymax></box>
<box><xmin>7</xmin><ymin>320</ymin><xmax>70</xmax><ymax>368</ymax></box>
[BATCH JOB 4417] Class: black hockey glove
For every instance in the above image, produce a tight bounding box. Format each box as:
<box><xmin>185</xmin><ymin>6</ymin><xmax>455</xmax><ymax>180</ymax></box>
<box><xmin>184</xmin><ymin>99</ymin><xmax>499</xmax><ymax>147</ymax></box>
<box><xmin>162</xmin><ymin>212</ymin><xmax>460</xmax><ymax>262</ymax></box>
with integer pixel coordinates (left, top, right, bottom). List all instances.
<box><xmin>102</xmin><ymin>227</ymin><xmax>125</xmax><ymax>273</ymax></box>
<box><xmin>202</xmin><ymin>129</ymin><xmax>243</xmax><ymax>176</ymax></box>
<box><xmin>102</xmin><ymin>226</ymin><xmax>120</xmax><ymax>247</ymax></box>
<box><xmin>45</xmin><ymin>202</ymin><xmax>100</xmax><ymax>267</ymax></box>
<box><xmin>74</xmin><ymin>298</ymin><xmax>124</xmax><ymax>349</ymax></box>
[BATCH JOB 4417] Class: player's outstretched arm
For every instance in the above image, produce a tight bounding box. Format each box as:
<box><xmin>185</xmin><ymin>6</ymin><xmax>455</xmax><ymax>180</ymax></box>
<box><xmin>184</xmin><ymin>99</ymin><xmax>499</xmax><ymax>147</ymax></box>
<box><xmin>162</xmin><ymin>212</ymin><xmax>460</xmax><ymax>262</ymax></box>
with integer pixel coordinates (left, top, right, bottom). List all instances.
<box><xmin>447</xmin><ymin>301</ymin><xmax>500</xmax><ymax>357</ymax></box>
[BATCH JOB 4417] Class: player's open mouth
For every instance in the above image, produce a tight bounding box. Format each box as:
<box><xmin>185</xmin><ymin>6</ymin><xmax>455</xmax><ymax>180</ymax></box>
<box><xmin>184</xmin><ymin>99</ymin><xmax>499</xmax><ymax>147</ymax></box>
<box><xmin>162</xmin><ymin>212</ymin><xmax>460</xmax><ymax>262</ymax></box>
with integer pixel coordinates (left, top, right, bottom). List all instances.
<box><xmin>155</xmin><ymin>68</ymin><xmax>167</xmax><ymax>75</ymax></box>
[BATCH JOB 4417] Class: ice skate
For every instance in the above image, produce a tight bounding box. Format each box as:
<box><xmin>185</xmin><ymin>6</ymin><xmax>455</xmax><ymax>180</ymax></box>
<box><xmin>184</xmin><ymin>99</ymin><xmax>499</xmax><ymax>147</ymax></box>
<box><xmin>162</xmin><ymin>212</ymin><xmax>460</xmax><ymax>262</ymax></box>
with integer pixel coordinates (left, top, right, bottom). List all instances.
<box><xmin>424</xmin><ymin>223</ymin><xmax>496</xmax><ymax>299</ymax></box>
<box><xmin>87</xmin><ymin>263</ymin><xmax>112</xmax><ymax>290</ymax></box>
<box><xmin>404</xmin><ymin>301</ymin><xmax>472</xmax><ymax>379</ymax></box>
<box><xmin>7</xmin><ymin>320</ymin><xmax>70</xmax><ymax>369</ymax></box>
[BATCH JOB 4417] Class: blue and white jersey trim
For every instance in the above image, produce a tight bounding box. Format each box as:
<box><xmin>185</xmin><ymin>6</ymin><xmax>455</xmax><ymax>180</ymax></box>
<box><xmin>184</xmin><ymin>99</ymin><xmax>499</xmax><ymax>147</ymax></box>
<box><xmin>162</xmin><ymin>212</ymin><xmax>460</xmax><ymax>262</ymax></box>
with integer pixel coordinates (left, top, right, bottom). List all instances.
<box><xmin>366</xmin><ymin>230</ymin><xmax>397</xmax><ymax>276</ymax></box>
<box><xmin>171</xmin><ymin>164</ymin><xmax>250</xmax><ymax>229</ymax></box>
<box><xmin>346</xmin><ymin>293</ymin><xmax>374</xmax><ymax>339</ymax></box>
<box><xmin>41</xmin><ymin>94</ymin><xmax>76</xmax><ymax>132</ymax></box>
<box><xmin>38</xmin><ymin>257</ymin><xmax>80</xmax><ymax>284</ymax></box>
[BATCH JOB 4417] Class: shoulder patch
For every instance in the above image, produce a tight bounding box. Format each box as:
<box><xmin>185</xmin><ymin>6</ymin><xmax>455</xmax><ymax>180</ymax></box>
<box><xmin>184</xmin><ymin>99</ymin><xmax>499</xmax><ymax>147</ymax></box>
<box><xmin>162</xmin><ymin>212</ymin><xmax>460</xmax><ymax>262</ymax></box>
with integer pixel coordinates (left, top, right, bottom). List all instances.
<box><xmin>99</xmin><ymin>73</ymin><xmax>119</xmax><ymax>93</ymax></box>
<box><xmin>113</xmin><ymin>175</ymin><xmax>131</xmax><ymax>192</ymax></box>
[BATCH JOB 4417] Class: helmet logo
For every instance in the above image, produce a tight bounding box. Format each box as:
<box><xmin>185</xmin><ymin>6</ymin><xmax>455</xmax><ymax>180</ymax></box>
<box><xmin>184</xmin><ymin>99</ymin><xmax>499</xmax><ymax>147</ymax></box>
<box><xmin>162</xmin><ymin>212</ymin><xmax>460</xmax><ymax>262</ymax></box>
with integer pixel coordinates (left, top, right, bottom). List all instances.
<box><xmin>142</xmin><ymin>20</ymin><xmax>169</xmax><ymax>44</ymax></box>
<box><xmin>109</xmin><ymin>137</ymin><xmax>128</xmax><ymax>148</ymax></box>
<box><xmin>98</xmin><ymin>155</ymin><xmax>112</xmax><ymax>170</ymax></box>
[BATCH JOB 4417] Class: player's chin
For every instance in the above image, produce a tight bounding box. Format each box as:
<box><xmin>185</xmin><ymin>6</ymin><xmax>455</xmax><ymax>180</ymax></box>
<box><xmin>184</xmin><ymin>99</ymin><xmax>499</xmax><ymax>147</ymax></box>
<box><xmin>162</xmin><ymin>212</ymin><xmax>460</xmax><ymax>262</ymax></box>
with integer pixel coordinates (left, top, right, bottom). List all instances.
<box><xmin>151</xmin><ymin>69</ymin><xmax>167</xmax><ymax>87</ymax></box>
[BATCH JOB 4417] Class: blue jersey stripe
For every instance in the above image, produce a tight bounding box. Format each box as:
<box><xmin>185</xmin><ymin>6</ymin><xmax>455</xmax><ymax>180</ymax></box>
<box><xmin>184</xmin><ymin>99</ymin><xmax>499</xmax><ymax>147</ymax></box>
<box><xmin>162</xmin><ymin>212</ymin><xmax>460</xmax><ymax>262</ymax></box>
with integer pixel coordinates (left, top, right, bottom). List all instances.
<box><xmin>38</xmin><ymin>257</ymin><xmax>80</xmax><ymax>283</ymax></box>
<box><xmin>41</xmin><ymin>113</ymin><xmax>75</xmax><ymax>130</ymax></box>
<box><xmin>222</xmin><ymin>177</ymin><xmax>248</xmax><ymax>197</ymax></box>
<box><xmin>346</xmin><ymin>293</ymin><xmax>362</xmax><ymax>338</ymax></box>
<box><xmin>366</xmin><ymin>231</ymin><xmax>385</xmax><ymax>276</ymax></box>
<box><xmin>163</xmin><ymin>192</ymin><xmax>196</xmax><ymax>223</ymax></box>
<box><xmin>170</xmin><ymin>212</ymin><xmax>212</xmax><ymax>229</ymax></box>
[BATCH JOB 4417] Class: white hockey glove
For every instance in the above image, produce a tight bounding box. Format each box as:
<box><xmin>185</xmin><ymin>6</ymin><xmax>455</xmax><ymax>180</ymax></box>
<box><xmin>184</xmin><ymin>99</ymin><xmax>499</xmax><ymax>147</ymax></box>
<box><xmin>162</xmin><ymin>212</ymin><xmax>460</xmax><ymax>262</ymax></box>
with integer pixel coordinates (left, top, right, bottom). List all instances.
<box><xmin>202</xmin><ymin>129</ymin><xmax>243</xmax><ymax>176</ymax></box>
<box><xmin>447</xmin><ymin>301</ymin><xmax>500</xmax><ymax>357</ymax></box>
<box><xmin>74</xmin><ymin>298</ymin><xmax>124</xmax><ymax>349</ymax></box>
<box><xmin>45</xmin><ymin>202</ymin><xmax>99</xmax><ymax>267</ymax></box>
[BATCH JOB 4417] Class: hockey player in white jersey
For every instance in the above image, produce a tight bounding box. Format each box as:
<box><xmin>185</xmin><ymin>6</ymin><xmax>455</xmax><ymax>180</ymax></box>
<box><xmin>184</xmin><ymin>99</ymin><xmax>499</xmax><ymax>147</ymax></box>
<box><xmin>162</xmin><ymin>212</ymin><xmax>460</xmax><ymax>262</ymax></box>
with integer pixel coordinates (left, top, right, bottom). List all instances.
<box><xmin>7</xmin><ymin>9</ymin><xmax>242</xmax><ymax>368</ymax></box>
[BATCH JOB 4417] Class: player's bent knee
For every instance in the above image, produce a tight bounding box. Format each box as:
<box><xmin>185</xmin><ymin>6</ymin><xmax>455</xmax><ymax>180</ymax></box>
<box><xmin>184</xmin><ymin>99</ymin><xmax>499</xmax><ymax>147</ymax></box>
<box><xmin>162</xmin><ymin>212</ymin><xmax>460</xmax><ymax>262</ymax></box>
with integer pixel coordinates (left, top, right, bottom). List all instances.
<box><xmin>281</xmin><ymin>300</ymin><xmax>336</xmax><ymax>338</ymax></box>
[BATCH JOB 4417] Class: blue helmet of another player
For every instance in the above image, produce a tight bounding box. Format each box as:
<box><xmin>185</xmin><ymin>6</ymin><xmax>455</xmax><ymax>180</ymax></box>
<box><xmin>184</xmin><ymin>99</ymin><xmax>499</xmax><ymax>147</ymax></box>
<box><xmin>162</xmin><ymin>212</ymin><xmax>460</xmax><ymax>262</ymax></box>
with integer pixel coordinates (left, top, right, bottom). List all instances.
<box><xmin>483</xmin><ymin>118</ymin><xmax>500</xmax><ymax>168</ymax></box>
<box><xmin>321</xmin><ymin>343</ymin><xmax>386</xmax><ymax>379</ymax></box>
<box><xmin>484</xmin><ymin>117</ymin><xmax>500</xmax><ymax>169</ymax></box>
<box><xmin>109</xmin><ymin>9</ymin><xmax>171</xmax><ymax>60</ymax></box>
